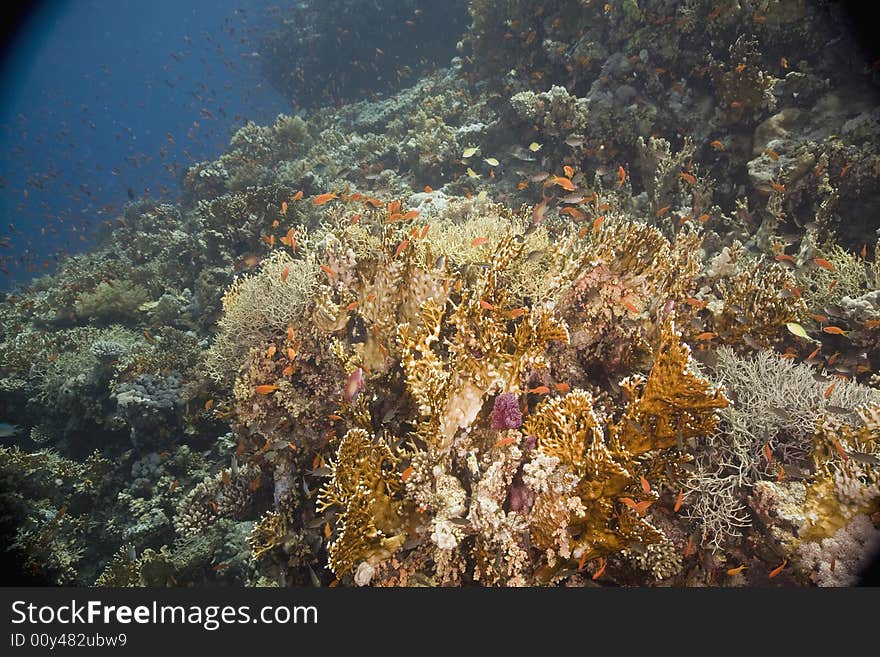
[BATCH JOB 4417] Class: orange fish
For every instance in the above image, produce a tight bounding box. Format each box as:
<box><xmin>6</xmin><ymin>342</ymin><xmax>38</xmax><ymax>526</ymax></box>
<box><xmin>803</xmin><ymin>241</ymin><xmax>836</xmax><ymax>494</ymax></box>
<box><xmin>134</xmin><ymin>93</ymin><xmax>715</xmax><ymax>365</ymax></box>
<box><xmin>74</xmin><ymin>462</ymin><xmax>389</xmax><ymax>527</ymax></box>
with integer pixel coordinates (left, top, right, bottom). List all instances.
<box><xmin>279</xmin><ymin>228</ymin><xmax>296</xmax><ymax>251</ymax></box>
<box><xmin>480</xmin><ymin>300</ymin><xmax>494</xmax><ymax>311</ymax></box>
<box><xmin>365</xmin><ymin>197</ymin><xmax>383</xmax><ymax>208</ymax></box>
<box><xmin>143</xmin><ymin>330</ymin><xmax>156</xmax><ymax>344</ymax></box>
<box><xmin>424</xmin><ymin>185</ymin><xmax>433</xmax><ymax>193</ymax></box>
<box><xmin>726</xmin><ymin>564</ymin><xmax>746</xmax><ymax>576</ymax></box>
<box><xmin>639</xmin><ymin>475</ymin><xmax>651</xmax><ymax>494</ymax></box>
<box><xmin>808</xmin><ymin>313</ymin><xmax>828</xmax><ymax>323</ymax></box>
<box><xmin>865</xmin><ymin>319</ymin><xmax>880</xmax><ymax>328</ymax></box>
<box><xmin>774</xmin><ymin>253</ymin><xmax>796</xmax><ymax>263</ymax></box>
<box><xmin>281</xmin><ymin>200</ymin><xmax>288</xmax><ymax>215</ymax></box>
<box><xmin>621</xmin><ymin>299</ymin><xmax>641</xmax><ymax>314</ymax></box>
<box><xmin>562</xmin><ymin>165</ymin><xmax>574</xmax><ymax>178</ymax></box>
<box><xmin>266</xmin><ymin>344</ymin><xmax>277</xmax><ymax>358</ymax></box>
<box><xmin>770</xmin><ymin>182</ymin><xmax>786</xmax><ymax>193</ymax></box>
<box><xmin>828</xmin><ymin>279</ymin><xmax>838</xmax><ymax>291</ymax></box>
<box><xmin>831</xmin><ymin>437</ymin><xmax>849</xmax><ymax>461</ymax></box>
<box><xmin>822</xmin><ymin>326</ymin><xmax>847</xmax><ymax>335</ymax></box>
<box><xmin>506</xmin><ymin>307</ymin><xmax>528</xmax><ymax>319</ymax></box>
<box><xmin>320</xmin><ymin>264</ymin><xmax>337</xmax><ymax>278</ymax></box>
<box><xmin>261</xmin><ymin>234</ymin><xmax>275</xmax><ymax>247</ymax></box>
<box><xmin>578</xmin><ymin>226</ymin><xmax>589</xmax><ymax>238</ymax></box>
<box><xmin>824</xmin><ymin>381</ymin><xmax>838</xmax><ymax>398</ymax></box>
<box><xmin>271</xmin><ymin>219</ymin><xmax>279</xmax><ymax>228</ymax></box>
<box><xmin>620</xmin><ymin>497</ymin><xmax>653</xmax><ymax>515</ymax></box>
<box><xmin>554</xmin><ymin>382</ymin><xmax>570</xmax><ymax>393</ymax></box>
<box><xmin>255</xmin><ymin>384</ymin><xmax>278</xmax><ymax>395</ymax></box>
<box><xmin>709</xmin><ymin>140</ymin><xmax>725</xmax><ymax>151</ymax></box>
<box><xmin>673</xmin><ymin>488</ymin><xmax>683</xmax><ymax>512</ymax></box>
<box><xmin>617</xmin><ymin>165</ymin><xmax>626</xmax><ymax>187</ymax></box>
<box><xmin>806</xmin><ymin>345</ymin><xmax>821</xmax><ymax>361</ymax></box>
<box><xmin>684</xmin><ymin>297</ymin><xmax>707</xmax><ymax>309</ymax></box>
<box><xmin>280</xmin><ymin>266</ymin><xmax>289</xmax><ymax>283</ymax></box>
<box><xmin>204</xmin><ymin>399</ymin><xmax>214</xmax><ymax>411</ymax></box>
<box><xmin>212</xmin><ymin>562</ymin><xmax>229</xmax><ymax>572</ymax></box>
<box><xmin>560</xmin><ymin>207</ymin><xmax>585</xmax><ymax>220</ymax></box>
<box><xmin>552</xmin><ymin>175</ymin><xmax>576</xmax><ymax>191</ymax></box>
<box><xmin>287</xmin><ymin>325</ymin><xmax>295</xmax><ymax>342</ymax></box>
<box><xmin>345</xmin><ymin>301</ymin><xmax>359</xmax><ymax>311</ymax></box>
<box><xmin>679</xmin><ymin>171</ymin><xmax>697</xmax><ymax>185</ymax></box>
<box><xmin>401</xmin><ymin>465</ymin><xmax>414</xmax><ymax>482</ymax></box>
<box><xmin>528</xmin><ymin>385</ymin><xmax>550</xmax><ymax>394</ymax></box>
<box><xmin>471</xmin><ymin>236</ymin><xmax>488</xmax><ymax>246</ymax></box>
<box><xmin>169</xmin><ymin>479</ymin><xmax>180</xmax><ymax>493</ymax></box>
<box><xmin>400</xmin><ymin>210</ymin><xmax>420</xmax><ymax>221</ymax></box>
<box><xmin>394</xmin><ymin>239</ymin><xmax>409</xmax><ymax>259</ymax></box>
<box><xmin>861</xmin><ymin>244</ymin><xmax>868</xmax><ymax>259</ymax></box>
<box><xmin>292</xmin><ymin>190</ymin><xmax>303</xmax><ymax>201</ymax></box>
<box><xmin>763</xmin><ymin>443</ymin><xmax>773</xmax><ymax>464</ymax></box>
<box><xmin>655</xmin><ymin>205</ymin><xmax>671</xmax><ymax>218</ymax></box>
<box><xmin>776</xmin><ymin>465</ymin><xmax>786</xmax><ymax>481</ymax></box>
<box><xmin>313</xmin><ymin>192</ymin><xmax>337</xmax><ymax>205</ymax></box>
<box><xmin>697</xmin><ymin>213</ymin><xmax>710</xmax><ymax>223</ymax></box>
<box><xmin>695</xmin><ymin>331</ymin><xmax>717</xmax><ymax>341</ymax></box>
<box><xmin>592</xmin><ymin>215</ymin><xmax>606</xmax><ymax>233</ymax></box>
<box><xmin>493</xmin><ymin>436</ymin><xmax>518</xmax><ymax>448</ymax></box>
<box><xmin>683</xmin><ymin>535</ymin><xmax>694</xmax><ymax>557</ymax></box>
<box><xmin>592</xmin><ymin>557</ymin><xmax>607</xmax><ymax>581</ymax></box>
<box><xmin>221</xmin><ymin>470</ymin><xmax>230</xmax><ymax>486</ymax></box>
<box><xmin>769</xmin><ymin>559</ymin><xmax>787</xmax><ymax>578</ymax></box>
<box><xmin>766</xmin><ymin>148</ymin><xmax>779</xmax><ymax>161</ymax></box>
<box><xmin>813</xmin><ymin>257</ymin><xmax>835</xmax><ymax>272</ymax></box>
<box><xmin>324</xmin><ymin>522</ymin><xmax>332</xmax><ymax>539</ymax></box>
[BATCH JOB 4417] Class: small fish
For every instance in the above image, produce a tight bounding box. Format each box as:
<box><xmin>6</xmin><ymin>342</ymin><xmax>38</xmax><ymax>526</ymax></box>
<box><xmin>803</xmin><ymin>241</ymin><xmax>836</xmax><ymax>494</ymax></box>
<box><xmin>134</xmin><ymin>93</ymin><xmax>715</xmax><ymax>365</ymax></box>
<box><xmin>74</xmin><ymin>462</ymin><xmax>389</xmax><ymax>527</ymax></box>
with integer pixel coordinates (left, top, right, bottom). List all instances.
<box><xmin>695</xmin><ymin>331</ymin><xmax>717</xmax><ymax>341</ymax></box>
<box><xmin>709</xmin><ymin>140</ymin><xmax>725</xmax><ymax>151</ymax></box>
<box><xmin>697</xmin><ymin>213</ymin><xmax>710</xmax><ymax>223</ymax></box>
<box><xmin>766</xmin><ymin>148</ymin><xmax>780</xmax><ymax>161</ymax></box>
<box><xmin>617</xmin><ymin>165</ymin><xmax>626</xmax><ymax>187</ymax></box>
<box><xmin>480</xmin><ymin>300</ymin><xmax>495</xmax><ymax>310</ymax></box>
<box><xmin>255</xmin><ymin>384</ymin><xmax>278</xmax><ymax>395</ymax></box>
<box><xmin>655</xmin><ymin>205</ymin><xmax>671</xmax><ymax>218</ymax></box>
<box><xmin>343</xmin><ymin>367</ymin><xmax>365</xmax><ymax>403</ymax></box>
<box><xmin>471</xmin><ymin>236</ymin><xmax>488</xmax><ymax>246</ymax></box>
<box><xmin>822</xmin><ymin>326</ymin><xmax>847</xmax><ymax>335</ymax></box>
<box><xmin>528</xmin><ymin>386</ymin><xmax>550</xmax><ymax>395</ymax></box>
<box><xmin>620</xmin><ymin>497</ymin><xmax>653</xmax><ymax>515</ymax></box>
<box><xmin>212</xmin><ymin>562</ymin><xmax>230</xmax><ymax>572</ymax></box>
<box><xmin>493</xmin><ymin>436</ymin><xmax>518</xmax><ymax>448</ymax></box>
<box><xmin>483</xmin><ymin>157</ymin><xmax>500</xmax><ymax>166</ymax></box>
<box><xmin>673</xmin><ymin>488</ymin><xmax>684</xmax><ymax>512</ymax></box>
<box><xmin>292</xmin><ymin>190</ymin><xmax>303</xmax><ymax>201</ymax></box>
<box><xmin>639</xmin><ymin>475</ymin><xmax>651</xmax><ymax>494</ymax></box>
<box><xmin>462</xmin><ymin>146</ymin><xmax>479</xmax><ymax>158</ymax></box>
<box><xmin>679</xmin><ymin>171</ymin><xmax>697</xmax><ymax>185</ymax></box>
<box><xmin>554</xmin><ymin>382</ymin><xmax>570</xmax><ymax>393</ymax></box>
<box><xmin>281</xmin><ymin>200</ymin><xmax>288</xmax><ymax>215</ymax></box>
<box><xmin>763</xmin><ymin>443</ymin><xmax>774</xmax><ymax>463</ymax></box>
<box><xmin>775</xmin><ymin>254</ymin><xmax>796</xmax><ymax>264</ymax></box>
<box><xmin>813</xmin><ymin>257</ymin><xmax>835</xmax><ymax>272</ymax></box>
<box><xmin>221</xmin><ymin>470</ymin><xmax>230</xmax><ymax>486</ymax></box>
<box><xmin>320</xmin><ymin>264</ymin><xmax>337</xmax><ymax>278</ymax></box>
<box><xmin>563</xmin><ymin>165</ymin><xmax>575</xmax><ymax>178</ymax></box>
<box><xmin>684</xmin><ymin>297</ymin><xmax>707</xmax><ymax>309</ymax></box>
<box><xmin>592</xmin><ymin>215</ymin><xmax>606</xmax><ymax>233</ymax></box>
<box><xmin>393</xmin><ymin>239</ymin><xmax>409</xmax><ymax>259</ymax></box>
<box><xmin>551</xmin><ymin>175</ymin><xmax>576</xmax><ymax>191</ymax></box>
<box><xmin>266</xmin><ymin>344</ymin><xmax>277</xmax><ymax>358</ymax></box>
<box><xmin>591</xmin><ymin>558</ymin><xmax>607</xmax><ymax>581</ymax></box>
<box><xmin>313</xmin><ymin>192</ymin><xmax>337</xmax><ymax>205</ymax></box>
<box><xmin>169</xmin><ymin>479</ymin><xmax>180</xmax><ymax>493</ymax></box>
<box><xmin>770</xmin><ymin>182</ymin><xmax>786</xmax><ymax>193</ymax></box>
<box><xmin>726</xmin><ymin>564</ymin><xmax>746</xmax><ymax>576</ymax></box>
<box><xmin>324</xmin><ymin>522</ymin><xmax>332</xmax><ymax>539</ymax></box>
<box><xmin>683</xmin><ymin>535</ymin><xmax>694</xmax><ymax>557</ymax></box>
<box><xmin>786</xmin><ymin>322</ymin><xmax>816</xmax><ymax>341</ymax></box>
<box><xmin>824</xmin><ymin>381</ymin><xmax>838</xmax><ymax>399</ymax></box>
<box><xmin>401</xmin><ymin>465</ymin><xmax>414</xmax><ymax>482</ymax></box>
<box><xmin>528</xmin><ymin>142</ymin><xmax>542</xmax><ymax>152</ymax></box>
<box><xmin>280</xmin><ymin>266</ymin><xmax>289</xmax><ymax>283</ymax></box>
<box><xmin>506</xmin><ymin>307</ymin><xmax>528</xmax><ymax>319</ymax></box>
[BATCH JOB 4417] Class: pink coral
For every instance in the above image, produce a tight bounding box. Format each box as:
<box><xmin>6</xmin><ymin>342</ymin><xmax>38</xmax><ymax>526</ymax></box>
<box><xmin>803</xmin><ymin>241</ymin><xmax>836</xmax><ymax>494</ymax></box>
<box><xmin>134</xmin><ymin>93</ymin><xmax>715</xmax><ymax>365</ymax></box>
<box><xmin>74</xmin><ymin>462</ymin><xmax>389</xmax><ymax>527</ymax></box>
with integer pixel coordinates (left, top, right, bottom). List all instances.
<box><xmin>491</xmin><ymin>392</ymin><xmax>523</xmax><ymax>430</ymax></box>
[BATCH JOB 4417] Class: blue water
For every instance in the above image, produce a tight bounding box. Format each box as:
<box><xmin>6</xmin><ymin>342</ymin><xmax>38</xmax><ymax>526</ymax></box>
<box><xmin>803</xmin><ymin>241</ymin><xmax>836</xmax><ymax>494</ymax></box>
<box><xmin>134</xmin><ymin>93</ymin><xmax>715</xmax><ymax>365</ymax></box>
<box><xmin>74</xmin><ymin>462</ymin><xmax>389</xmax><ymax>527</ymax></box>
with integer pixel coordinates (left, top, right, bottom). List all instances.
<box><xmin>0</xmin><ymin>0</ymin><xmax>288</xmax><ymax>289</ymax></box>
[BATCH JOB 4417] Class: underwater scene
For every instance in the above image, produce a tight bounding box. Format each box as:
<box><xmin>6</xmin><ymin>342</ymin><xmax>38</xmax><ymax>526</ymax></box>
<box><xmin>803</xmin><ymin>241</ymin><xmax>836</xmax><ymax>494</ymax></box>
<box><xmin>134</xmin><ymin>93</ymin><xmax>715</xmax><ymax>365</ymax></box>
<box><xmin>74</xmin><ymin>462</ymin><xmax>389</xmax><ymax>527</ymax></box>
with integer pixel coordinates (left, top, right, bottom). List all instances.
<box><xmin>1</xmin><ymin>0</ymin><xmax>879</xmax><ymax>588</ymax></box>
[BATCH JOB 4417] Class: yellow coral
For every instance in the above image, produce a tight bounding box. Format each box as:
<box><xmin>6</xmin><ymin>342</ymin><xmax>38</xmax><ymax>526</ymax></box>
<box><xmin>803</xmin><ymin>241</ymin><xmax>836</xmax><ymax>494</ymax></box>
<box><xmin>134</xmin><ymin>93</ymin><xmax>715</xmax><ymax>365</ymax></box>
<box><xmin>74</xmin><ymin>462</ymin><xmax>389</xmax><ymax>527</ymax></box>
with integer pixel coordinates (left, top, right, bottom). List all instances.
<box><xmin>612</xmin><ymin>318</ymin><xmax>730</xmax><ymax>454</ymax></box>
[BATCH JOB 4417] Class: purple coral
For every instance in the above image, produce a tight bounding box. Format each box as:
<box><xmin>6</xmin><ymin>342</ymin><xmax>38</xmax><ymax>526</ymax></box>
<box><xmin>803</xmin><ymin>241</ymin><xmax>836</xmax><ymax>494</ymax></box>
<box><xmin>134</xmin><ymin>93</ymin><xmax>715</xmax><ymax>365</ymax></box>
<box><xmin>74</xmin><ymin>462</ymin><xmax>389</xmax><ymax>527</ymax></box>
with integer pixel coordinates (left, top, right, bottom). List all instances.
<box><xmin>491</xmin><ymin>392</ymin><xmax>523</xmax><ymax>430</ymax></box>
